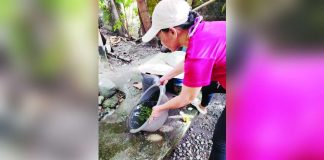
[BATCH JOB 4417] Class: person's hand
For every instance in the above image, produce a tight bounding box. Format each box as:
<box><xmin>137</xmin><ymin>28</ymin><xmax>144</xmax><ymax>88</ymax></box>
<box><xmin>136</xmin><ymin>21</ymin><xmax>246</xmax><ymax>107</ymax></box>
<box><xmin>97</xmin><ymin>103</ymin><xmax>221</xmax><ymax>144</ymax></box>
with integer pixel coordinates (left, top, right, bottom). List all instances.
<box><xmin>159</xmin><ymin>75</ymin><xmax>170</xmax><ymax>85</ymax></box>
<box><xmin>149</xmin><ymin>105</ymin><xmax>164</xmax><ymax>123</ymax></box>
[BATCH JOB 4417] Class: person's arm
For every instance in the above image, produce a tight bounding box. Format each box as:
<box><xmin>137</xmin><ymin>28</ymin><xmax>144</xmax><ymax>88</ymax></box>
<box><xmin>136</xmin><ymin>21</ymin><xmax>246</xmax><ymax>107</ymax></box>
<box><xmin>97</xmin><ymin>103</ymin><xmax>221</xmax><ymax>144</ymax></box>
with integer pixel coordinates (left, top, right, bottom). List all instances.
<box><xmin>150</xmin><ymin>85</ymin><xmax>201</xmax><ymax>119</ymax></box>
<box><xmin>159</xmin><ymin>61</ymin><xmax>184</xmax><ymax>85</ymax></box>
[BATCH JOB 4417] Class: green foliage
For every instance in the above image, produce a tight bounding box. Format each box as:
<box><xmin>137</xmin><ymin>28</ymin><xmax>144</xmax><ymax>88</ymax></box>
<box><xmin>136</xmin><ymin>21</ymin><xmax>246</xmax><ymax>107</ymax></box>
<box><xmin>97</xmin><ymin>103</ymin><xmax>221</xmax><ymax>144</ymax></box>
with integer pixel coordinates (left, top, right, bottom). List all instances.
<box><xmin>114</xmin><ymin>0</ymin><xmax>134</xmax><ymax>32</ymax></box>
<box><xmin>99</xmin><ymin>0</ymin><xmax>110</xmax><ymax>24</ymax></box>
<box><xmin>98</xmin><ymin>0</ymin><xmax>106</xmax><ymax>9</ymax></box>
<box><xmin>133</xmin><ymin>7</ymin><xmax>138</xmax><ymax>16</ymax></box>
<box><xmin>113</xmin><ymin>19</ymin><xmax>123</xmax><ymax>31</ymax></box>
<box><xmin>193</xmin><ymin>0</ymin><xmax>204</xmax><ymax>8</ymax></box>
<box><xmin>147</xmin><ymin>0</ymin><xmax>160</xmax><ymax>16</ymax></box>
<box><xmin>116</xmin><ymin>0</ymin><xmax>133</xmax><ymax>8</ymax></box>
<box><xmin>102</xmin><ymin>9</ymin><xmax>111</xmax><ymax>24</ymax></box>
<box><xmin>120</xmin><ymin>14</ymin><xmax>126</xmax><ymax>20</ymax></box>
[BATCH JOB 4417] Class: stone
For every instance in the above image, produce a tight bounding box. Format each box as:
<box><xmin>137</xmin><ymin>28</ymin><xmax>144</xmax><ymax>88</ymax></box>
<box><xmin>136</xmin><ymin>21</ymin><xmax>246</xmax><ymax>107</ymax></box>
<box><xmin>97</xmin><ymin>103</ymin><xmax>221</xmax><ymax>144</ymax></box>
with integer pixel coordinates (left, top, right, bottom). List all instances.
<box><xmin>102</xmin><ymin>95</ymin><xmax>118</xmax><ymax>109</ymax></box>
<box><xmin>98</xmin><ymin>96</ymin><xmax>104</xmax><ymax>105</ymax></box>
<box><xmin>99</xmin><ymin>78</ymin><xmax>117</xmax><ymax>98</ymax></box>
<box><xmin>196</xmin><ymin>155</ymin><xmax>201</xmax><ymax>159</ymax></box>
<box><xmin>146</xmin><ymin>134</ymin><xmax>163</xmax><ymax>142</ymax></box>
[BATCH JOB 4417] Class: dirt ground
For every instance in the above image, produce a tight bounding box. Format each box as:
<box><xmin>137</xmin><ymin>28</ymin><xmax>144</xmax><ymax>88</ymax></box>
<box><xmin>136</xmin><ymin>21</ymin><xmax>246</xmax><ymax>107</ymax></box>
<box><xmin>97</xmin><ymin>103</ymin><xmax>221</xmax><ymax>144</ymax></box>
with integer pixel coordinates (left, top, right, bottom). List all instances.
<box><xmin>104</xmin><ymin>40</ymin><xmax>159</xmax><ymax>71</ymax></box>
<box><xmin>100</xmin><ymin>32</ymin><xmax>226</xmax><ymax>160</ymax></box>
<box><xmin>99</xmin><ymin>29</ymin><xmax>160</xmax><ymax>71</ymax></box>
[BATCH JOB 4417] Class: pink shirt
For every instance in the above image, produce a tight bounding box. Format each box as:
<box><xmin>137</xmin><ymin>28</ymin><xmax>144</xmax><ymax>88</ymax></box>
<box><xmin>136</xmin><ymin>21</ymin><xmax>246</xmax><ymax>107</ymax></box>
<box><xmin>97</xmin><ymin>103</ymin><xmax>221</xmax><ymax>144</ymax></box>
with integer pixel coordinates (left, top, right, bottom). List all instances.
<box><xmin>183</xmin><ymin>21</ymin><xmax>226</xmax><ymax>89</ymax></box>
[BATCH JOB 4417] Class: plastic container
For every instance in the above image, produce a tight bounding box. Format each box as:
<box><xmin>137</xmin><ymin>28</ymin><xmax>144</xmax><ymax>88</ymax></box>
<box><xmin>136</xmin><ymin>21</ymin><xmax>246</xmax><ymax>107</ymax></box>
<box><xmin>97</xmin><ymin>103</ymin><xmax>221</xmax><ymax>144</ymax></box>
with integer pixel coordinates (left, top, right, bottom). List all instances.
<box><xmin>128</xmin><ymin>84</ymin><xmax>169</xmax><ymax>133</ymax></box>
<box><xmin>141</xmin><ymin>73</ymin><xmax>160</xmax><ymax>92</ymax></box>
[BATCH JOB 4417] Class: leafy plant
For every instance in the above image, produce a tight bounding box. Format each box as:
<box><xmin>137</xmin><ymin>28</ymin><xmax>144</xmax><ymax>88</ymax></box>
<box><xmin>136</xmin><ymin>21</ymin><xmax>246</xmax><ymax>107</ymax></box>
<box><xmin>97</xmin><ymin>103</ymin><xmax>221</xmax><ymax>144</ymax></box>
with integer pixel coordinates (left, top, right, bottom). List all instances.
<box><xmin>99</xmin><ymin>0</ymin><xmax>110</xmax><ymax>24</ymax></box>
<box><xmin>114</xmin><ymin>0</ymin><xmax>134</xmax><ymax>35</ymax></box>
<box><xmin>115</xmin><ymin>0</ymin><xmax>133</xmax><ymax>8</ymax></box>
<box><xmin>138</xmin><ymin>104</ymin><xmax>153</xmax><ymax>125</ymax></box>
<box><xmin>113</xmin><ymin>18</ymin><xmax>123</xmax><ymax>31</ymax></box>
<box><xmin>147</xmin><ymin>0</ymin><xmax>159</xmax><ymax>16</ymax></box>
<box><xmin>137</xmin><ymin>91</ymin><xmax>160</xmax><ymax>125</ymax></box>
<box><xmin>133</xmin><ymin>7</ymin><xmax>138</xmax><ymax>16</ymax></box>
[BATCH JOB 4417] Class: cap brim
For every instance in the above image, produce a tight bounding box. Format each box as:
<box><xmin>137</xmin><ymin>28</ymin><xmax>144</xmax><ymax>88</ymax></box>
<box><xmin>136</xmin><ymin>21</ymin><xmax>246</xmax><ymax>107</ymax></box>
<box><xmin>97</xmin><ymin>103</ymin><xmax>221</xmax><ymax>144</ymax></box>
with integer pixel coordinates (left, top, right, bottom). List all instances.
<box><xmin>142</xmin><ymin>26</ymin><xmax>160</xmax><ymax>43</ymax></box>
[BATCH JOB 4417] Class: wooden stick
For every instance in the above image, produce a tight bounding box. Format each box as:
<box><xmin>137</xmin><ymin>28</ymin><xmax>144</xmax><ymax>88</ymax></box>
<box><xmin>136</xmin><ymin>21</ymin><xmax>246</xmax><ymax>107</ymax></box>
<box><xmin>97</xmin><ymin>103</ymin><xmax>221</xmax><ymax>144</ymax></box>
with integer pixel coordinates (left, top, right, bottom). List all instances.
<box><xmin>107</xmin><ymin>52</ymin><xmax>132</xmax><ymax>63</ymax></box>
<box><xmin>193</xmin><ymin>0</ymin><xmax>216</xmax><ymax>11</ymax></box>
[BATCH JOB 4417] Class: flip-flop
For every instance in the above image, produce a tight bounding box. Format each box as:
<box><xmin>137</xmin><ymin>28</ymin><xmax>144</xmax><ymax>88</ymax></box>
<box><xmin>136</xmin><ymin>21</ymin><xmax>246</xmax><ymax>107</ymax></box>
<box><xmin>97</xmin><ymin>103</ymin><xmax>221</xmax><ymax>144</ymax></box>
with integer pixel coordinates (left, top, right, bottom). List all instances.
<box><xmin>196</xmin><ymin>105</ymin><xmax>207</xmax><ymax>115</ymax></box>
<box><xmin>191</xmin><ymin>98</ymin><xmax>207</xmax><ymax>114</ymax></box>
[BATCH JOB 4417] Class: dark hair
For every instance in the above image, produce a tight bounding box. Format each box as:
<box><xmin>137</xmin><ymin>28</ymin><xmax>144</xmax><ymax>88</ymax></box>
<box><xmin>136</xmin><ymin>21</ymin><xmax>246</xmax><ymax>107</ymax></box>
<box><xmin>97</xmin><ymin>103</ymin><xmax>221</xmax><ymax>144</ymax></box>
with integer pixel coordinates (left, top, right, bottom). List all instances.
<box><xmin>161</xmin><ymin>11</ymin><xmax>200</xmax><ymax>32</ymax></box>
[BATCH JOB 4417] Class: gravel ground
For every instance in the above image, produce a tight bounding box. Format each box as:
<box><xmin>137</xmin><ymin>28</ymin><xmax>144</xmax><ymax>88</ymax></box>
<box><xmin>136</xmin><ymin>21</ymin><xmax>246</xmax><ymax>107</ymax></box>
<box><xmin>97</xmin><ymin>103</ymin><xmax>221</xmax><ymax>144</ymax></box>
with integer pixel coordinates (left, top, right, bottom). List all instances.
<box><xmin>166</xmin><ymin>93</ymin><xmax>226</xmax><ymax>160</ymax></box>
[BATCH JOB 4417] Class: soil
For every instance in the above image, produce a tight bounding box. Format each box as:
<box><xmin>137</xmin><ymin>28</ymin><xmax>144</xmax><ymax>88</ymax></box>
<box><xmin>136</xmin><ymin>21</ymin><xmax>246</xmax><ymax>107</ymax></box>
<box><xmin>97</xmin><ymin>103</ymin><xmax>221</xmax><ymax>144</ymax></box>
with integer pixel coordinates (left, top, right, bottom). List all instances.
<box><xmin>99</xmin><ymin>29</ymin><xmax>160</xmax><ymax>71</ymax></box>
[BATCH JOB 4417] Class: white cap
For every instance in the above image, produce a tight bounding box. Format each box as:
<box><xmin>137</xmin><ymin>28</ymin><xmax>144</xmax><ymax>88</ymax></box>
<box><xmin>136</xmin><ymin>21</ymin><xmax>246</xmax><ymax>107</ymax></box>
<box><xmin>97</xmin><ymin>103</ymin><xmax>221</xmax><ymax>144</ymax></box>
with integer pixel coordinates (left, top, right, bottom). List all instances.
<box><xmin>142</xmin><ymin>0</ymin><xmax>191</xmax><ymax>42</ymax></box>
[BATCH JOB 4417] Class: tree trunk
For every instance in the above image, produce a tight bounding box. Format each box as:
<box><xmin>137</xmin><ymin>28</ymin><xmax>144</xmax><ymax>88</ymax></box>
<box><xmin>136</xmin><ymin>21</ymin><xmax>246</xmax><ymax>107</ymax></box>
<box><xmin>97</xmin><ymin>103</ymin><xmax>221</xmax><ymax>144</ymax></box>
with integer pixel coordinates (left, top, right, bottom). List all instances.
<box><xmin>136</xmin><ymin>0</ymin><xmax>158</xmax><ymax>47</ymax></box>
<box><xmin>119</xmin><ymin>3</ymin><xmax>131</xmax><ymax>37</ymax></box>
<box><xmin>136</xmin><ymin>0</ymin><xmax>151</xmax><ymax>32</ymax></box>
<box><xmin>138</xmin><ymin>8</ymin><xmax>145</xmax><ymax>36</ymax></box>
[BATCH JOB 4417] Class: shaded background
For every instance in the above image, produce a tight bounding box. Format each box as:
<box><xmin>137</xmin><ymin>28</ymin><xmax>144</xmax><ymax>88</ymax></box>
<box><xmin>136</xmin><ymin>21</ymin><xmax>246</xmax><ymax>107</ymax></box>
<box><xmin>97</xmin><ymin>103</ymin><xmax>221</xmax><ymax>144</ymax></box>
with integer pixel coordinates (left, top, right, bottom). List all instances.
<box><xmin>0</xmin><ymin>0</ymin><xmax>97</xmax><ymax>159</ymax></box>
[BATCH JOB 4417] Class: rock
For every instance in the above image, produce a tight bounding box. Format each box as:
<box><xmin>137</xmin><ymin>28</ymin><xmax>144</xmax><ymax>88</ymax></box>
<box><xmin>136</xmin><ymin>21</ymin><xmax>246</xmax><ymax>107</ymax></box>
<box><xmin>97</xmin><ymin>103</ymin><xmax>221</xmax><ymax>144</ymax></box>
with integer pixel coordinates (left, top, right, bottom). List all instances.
<box><xmin>98</xmin><ymin>96</ymin><xmax>104</xmax><ymax>105</ymax></box>
<box><xmin>102</xmin><ymin>95</ymin><xmax>118</xmax><ymax>109</ymax></box>
<box><xmin>99</xmin><ymin>78</ymin><xmax>116</xmax><ymax>98</ymax></box>
<box><xmin>146</xmin><ymin>134</ymin><xmax>163</xmax><ymax>142</ymax></box>
<box><xmin>196</xmin><ymin>155</ymin><xmax>201</xmax><ymax>159</ymax></box>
